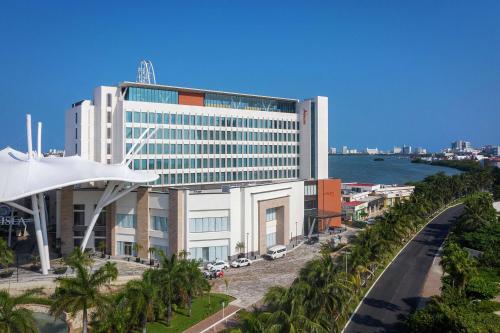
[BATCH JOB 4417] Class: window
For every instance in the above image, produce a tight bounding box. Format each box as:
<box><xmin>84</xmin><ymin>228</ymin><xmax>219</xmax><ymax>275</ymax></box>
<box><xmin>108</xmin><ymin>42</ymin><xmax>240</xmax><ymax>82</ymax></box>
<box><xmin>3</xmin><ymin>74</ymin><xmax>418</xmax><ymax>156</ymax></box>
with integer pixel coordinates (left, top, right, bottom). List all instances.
<box><xmin>150</xmin><ymin>216</ymin><xmax>168</xmax><ymax>232</ymax></box>
<box><xmin>107</xmin><ymin>111</ymin><xmax>111</xmax><ymax>123</ymax></box>
<box><xmin>116</xmin><ymin>241</ymin><xmax>135</xmax><ymax>256</ymax></box>
<box><xmin>75</xmin><ymin>112</ymin><xmax>78</xmax><ymax>124</ymax></box>
<box><xmin>266</xmin><ymin>208</ymin><xmax>277</xmax><ymax>222</ymax></box>
<box><xmin>305</xmin><ymin>185</ymin><xmax>317</xmax><ymax>196</ymax></box>
<box><xmin>75</xmin><ymin>128</ymin><xmax>78</xmax><ymax>140</ymax></box>
<box><xmin>107</xmin><ymin>127</ymin><xmax>111</xmax><ymax>139</ymax></box>
<box><xmin>189</xmin><ymin>245</ymin><xmax>229</xmax><ymax>262</ymax></box>
<box><xmin>95</xmin><ymin>206</ymin><xmax>106</xmax><ymax>226</ymax></box>
<box><xmin>106</xmin><ymin>93</ymin><xmax>112</xmax><ymax>107</ymax></box>
<box><xmin>74</xmin><ymin>205</ymin><xmax>85</xmax><ymax>226</ymax></box>
<box><xmin>266</xmin><ymin>232</ymin><xmax>277</xmax><ymax>247</ymax></box>
<box><xmin>150</xmin><ymin>245</ymin><xmax>168</xmax><ymax>259</ymax></box>
<box><xmin>116</xmin><ymin>214</ymin><xmax>136</xmax><ymax>228</ymax></box>
<box><xmin>189</xmin><ymin>217</ymin><xmax>230</xmax><ymax>233</ymax></box>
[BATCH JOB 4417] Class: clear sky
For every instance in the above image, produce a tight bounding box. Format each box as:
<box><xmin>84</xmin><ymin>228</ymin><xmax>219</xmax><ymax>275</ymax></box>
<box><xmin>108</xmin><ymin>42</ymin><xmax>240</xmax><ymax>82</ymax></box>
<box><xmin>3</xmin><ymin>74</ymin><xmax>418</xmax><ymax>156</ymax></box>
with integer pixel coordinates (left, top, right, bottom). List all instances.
<box><xmin>1</xmin><ymin>1</ymin><xmax>499</xmax><ymax>152</ymax></box>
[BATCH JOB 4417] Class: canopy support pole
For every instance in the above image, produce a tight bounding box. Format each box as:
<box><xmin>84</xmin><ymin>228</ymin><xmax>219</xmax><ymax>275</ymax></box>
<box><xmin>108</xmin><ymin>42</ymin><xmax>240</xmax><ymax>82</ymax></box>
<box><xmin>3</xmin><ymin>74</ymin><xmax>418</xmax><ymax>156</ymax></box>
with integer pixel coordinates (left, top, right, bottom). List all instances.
<box><xmin>80</xmin><ymin>182</ymin><xmax>140</xmax><ymax>252</ymax></box>
<box><xmin>31</xmin><ymin>195</ymin><xmax>48</xmax><ymax>275</ymax></box>
<box><xmin>4</xmin><ymin>202</ymin><xmax>34</xmax><ymax>215</ymax></box>
<box><xmin>38</xmin><ymin>194</ymin><xmax>50</xmax><ymax>270</ymax></box>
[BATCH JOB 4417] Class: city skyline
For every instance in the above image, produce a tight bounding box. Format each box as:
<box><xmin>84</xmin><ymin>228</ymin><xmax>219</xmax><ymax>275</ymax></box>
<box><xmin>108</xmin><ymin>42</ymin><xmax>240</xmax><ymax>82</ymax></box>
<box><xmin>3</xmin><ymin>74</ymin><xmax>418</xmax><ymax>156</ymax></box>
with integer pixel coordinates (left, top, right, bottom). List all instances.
<box><xmin>1</xmin><ymin>1</ymin><xmax>500</xmax><ymax>152</ymax></box>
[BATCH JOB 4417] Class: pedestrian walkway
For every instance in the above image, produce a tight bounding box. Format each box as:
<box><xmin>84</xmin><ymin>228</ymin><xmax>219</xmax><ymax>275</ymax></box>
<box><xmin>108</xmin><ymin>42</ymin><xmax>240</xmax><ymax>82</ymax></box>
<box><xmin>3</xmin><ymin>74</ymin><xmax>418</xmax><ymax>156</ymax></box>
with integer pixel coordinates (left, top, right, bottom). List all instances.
<box><xmin>183</xmin><ymin>304</ymin><xmax>240</xmax><ymax>333</ymax></box>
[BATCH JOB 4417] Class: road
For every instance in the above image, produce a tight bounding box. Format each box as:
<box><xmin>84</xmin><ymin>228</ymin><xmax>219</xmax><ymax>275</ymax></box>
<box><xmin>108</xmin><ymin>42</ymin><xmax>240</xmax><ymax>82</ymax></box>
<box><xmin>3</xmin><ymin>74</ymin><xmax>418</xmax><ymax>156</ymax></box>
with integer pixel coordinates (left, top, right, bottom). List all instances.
<box><xmin>344</xmin><ymin>204</ymin><xmax>464</xmax><ymax>333</ymax></box>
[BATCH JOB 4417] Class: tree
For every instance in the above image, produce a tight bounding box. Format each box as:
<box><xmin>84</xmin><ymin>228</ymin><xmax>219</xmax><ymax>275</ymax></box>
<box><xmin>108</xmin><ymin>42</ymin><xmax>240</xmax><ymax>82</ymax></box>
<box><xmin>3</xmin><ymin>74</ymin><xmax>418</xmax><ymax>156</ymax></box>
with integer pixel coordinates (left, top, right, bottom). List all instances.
<box><xmin>65</xmin><ymin>247</ymin><xmax>93</xmax><ymax>268</ymax></box>
<box><xmin>235</xmin><ymin>241</ymin><xmax>245</xmax><ymax>256</ymax></box>
<box><xmin>179</xmin><ymin>259</ymin><xmax>209</xmax><ymax>317</ymax></box>
<box><xmin>91</xmin><ymin>293</ymin><xmax>130</xmax><ymax>333</ymax></box>
<box><xmin>0</xmin><ymin>289</ymin><xmax>39</xmax><ymax>333</ymax></box>
<box><xmin>123</xmin><ymin>270</ymin><xmax>161</xmax><ymax>332</ymax></box>
<box><xmin>50</xmin><ymin>249</ymin><xmax>118</xmax><ymax>333</ymax></box>
<box><xmin>157</xmin><ymin>253</ymin><xmax>182</xmax><ymax>325</ymax></box>
<box><xmin>441</xmin><ymin>242</ymin><xmax>476</xmax><ymax>293</ymax></box>
<box><xmin>0</xmin><ymin>238</ymin><xmax>13</xmax><ymax>269</ymax></box>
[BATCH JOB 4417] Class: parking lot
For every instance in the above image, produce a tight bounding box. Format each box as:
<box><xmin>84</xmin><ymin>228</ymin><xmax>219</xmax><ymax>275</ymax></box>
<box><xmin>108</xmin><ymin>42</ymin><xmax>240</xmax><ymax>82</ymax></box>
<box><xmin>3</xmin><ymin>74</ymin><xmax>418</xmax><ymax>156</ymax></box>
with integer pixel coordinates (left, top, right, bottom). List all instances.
<box><xmin>210</xmin><ymin>225</ymin><xmax>359</xmax><ymax>308</ymax></box>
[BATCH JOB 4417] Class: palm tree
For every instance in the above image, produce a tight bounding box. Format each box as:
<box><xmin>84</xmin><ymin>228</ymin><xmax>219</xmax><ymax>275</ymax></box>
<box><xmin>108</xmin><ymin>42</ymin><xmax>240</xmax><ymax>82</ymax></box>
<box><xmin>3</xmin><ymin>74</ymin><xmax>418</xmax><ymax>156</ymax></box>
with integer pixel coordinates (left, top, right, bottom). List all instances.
<box><xmin>91</xmin><ymin>293</ymin><xmax>130</xmax><ymax>333</ymax></box>
<box><xmin>235</xmin><ymin>241</ymin><xmax>245</xmax><ymax>257</ymax></box>
<box><xmin>65</xmin><ymin>247</ymin><xmax>93</xmax><ymax>268</ymax></box>
<box><xmin>179</xmin><ymin>259</ymin><xmax>209</xmax><ymax>317</ymax></box>
<box><xmin>0</xmin><ymin>238</ymin><xmax>13</xmax><ymax>269</ymax></box>
<box><xmin>0</xmin><ymin>289</ymin><xmax>40</xmax><ymax>333</ymax></box>
<box><xmin>50</xmin><ymin>255</ymin><xmax>118</xmax><ymax>333</ymax></box>
<box><xmin>157</xmin><ymin>253</ymin><xmax>182</xmax><ymax>325</ymax></box>
<box><xmin>123</xmin><ymin>269</ymin><xmax>161</xmax><ymax>333</ymax></box>
<box><xmin>441</xmin><ymin>242</ymin><xmax>476</xmax><ymax>292</ymax></box>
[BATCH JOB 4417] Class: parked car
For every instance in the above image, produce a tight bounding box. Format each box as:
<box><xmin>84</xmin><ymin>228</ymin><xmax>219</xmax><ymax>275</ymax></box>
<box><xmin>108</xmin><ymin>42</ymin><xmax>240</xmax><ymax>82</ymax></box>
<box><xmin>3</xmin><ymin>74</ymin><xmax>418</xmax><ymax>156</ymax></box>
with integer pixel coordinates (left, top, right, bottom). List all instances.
<box><xmin>203</xmin><ymin>269</ymin><xmax>224</xmax><ymax>279</ymax></box>
<box><xmin>266</xmin><ymin>245</ymin><xmax>287</xmax><ymax>260</ymax></box>
<box><xmin>367</xmin><ymin>218</ymin><xmax>376</xmax><ymax>225</ymax></box>
<box><xmin>329</xmin><ymin>226</ymin><xmax>347</xmax><ymax>234</ymax></box>
<box><xmin>231</xmin><ymin>258</ymin><xmax>252</xmax><ymax>268</ymax></box>
<box><xmin>206</xmin><ymin>260</ymin><xmax>229</xmax><ymax>271</ymax></box>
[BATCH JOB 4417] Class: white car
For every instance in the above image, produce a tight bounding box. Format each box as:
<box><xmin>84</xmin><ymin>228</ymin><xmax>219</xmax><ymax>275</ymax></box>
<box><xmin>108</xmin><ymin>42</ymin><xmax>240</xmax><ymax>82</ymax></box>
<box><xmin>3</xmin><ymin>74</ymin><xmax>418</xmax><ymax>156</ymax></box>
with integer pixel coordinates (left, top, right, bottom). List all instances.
<box><xmin>231</xmin><ymin>258</ymin><xmax>252</xmax><ymax>268</ymax></box>
<box><xmin>206</xmin><ymin>260</ymin><xmax>229</xmax><ymax>271</ymax></box>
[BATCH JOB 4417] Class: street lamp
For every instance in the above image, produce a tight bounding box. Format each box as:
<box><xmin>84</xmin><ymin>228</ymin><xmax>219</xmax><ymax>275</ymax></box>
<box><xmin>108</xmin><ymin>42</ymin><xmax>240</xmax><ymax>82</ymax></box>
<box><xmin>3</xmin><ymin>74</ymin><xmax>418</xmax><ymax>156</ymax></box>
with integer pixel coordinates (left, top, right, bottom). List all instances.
<box><xmin>344</xmin><ymin>250</ymin><xmax>351</xmax><ymax>280</ymax></box>
<box><xmin>246</xmin><ymin>232</ymin><xmax>249</xmax><ymax>258</ymax></box>
<box><xmin>295</xmin><ymin>221</ymin><xmax>298</xmax><ymax>246</ymax></box>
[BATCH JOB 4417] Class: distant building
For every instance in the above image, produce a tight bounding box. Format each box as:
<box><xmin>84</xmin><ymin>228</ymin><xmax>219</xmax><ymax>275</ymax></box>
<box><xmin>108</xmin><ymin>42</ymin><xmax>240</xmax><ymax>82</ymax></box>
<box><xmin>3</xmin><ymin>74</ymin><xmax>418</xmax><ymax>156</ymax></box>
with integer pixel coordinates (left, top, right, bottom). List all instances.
<box><xmin>482</xmin><ymin>145</ymin><xmax>500</xmax><ymax>156</ymax></box>
<box><xmin>414</xmin><ymin>147</ymin><xmax>427</xmax><ymax>155</ymax></box>
<box><xmin>392</xmin><ymin>147</ymin><xmax>402</xmax><ymax>154</ymax></box>
<box><xmin>402</xmin><ymin>145</ymin><xmax>412</xmax><ymax>155</ymax></box>
<box><xmin>342</xmin><ymin>201</ymin><xmax>368</xmax><ymax>221</ymax></box>
<box><xmin>451</xmin><ymin>140</ymin><xmax>472</xmax><ymax>153</ymax></box>
<box><xmin>365</xmin><ymin>148</ymin><xmax>379</xmax><ymax>155</ymax></box>
<box><xmin>342</xmin><ymin>146</ymin><xmax>348</xmax><ymax>154</ymax></box>
<box><xmin>329</xmin><ymin>147</ymin><xmax>337</xmax><ymax>155</ymax></box>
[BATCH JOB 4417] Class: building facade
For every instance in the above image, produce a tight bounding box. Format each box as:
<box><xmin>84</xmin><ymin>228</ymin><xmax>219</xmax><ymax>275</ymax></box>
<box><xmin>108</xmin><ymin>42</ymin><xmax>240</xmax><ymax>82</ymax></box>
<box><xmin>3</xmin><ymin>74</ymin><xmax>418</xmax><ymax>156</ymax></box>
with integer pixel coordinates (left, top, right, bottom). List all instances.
<box><xmin>65</xmin><ymin>82</ymin><xmax>328</xmax><ymax>186</ymax></box>
<box><xmin>304</xmin><ymin>179</ymin><xmax>342</xmax><ymax>234</ymax></box>
<box><xmin>57</xmin><ymin>181</ymin><xmax>305</xmax><ymax>261</ymax></box>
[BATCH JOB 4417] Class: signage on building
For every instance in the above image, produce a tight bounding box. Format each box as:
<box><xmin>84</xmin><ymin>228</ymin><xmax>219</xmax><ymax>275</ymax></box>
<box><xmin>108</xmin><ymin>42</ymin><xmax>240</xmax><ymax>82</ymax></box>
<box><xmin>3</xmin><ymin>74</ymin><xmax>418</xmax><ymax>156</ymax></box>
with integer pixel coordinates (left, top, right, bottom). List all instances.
<box><xmin>0</xmin><ymin>205</ymin><xmax>11</xmax><ymax>217</ymax></box>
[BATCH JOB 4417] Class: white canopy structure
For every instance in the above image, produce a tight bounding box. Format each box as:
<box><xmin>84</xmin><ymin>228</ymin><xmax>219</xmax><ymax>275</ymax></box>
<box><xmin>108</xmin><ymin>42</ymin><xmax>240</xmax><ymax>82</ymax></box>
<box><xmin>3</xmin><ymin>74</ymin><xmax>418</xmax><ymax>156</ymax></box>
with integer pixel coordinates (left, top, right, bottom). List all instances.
<box><xmin>0</xmin><ymin>115</ymin><xmax>158</xmax><ymax>274</ymax></box>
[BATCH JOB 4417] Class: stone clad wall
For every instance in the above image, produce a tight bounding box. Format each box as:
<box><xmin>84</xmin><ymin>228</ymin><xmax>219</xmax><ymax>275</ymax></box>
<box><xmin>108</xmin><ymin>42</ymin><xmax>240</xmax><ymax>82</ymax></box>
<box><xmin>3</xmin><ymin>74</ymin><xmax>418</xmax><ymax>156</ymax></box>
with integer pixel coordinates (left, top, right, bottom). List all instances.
<box><xmin>60</xmin><ymin>187</ymin><xmax>74</xmax><ymax>256</ymax></box>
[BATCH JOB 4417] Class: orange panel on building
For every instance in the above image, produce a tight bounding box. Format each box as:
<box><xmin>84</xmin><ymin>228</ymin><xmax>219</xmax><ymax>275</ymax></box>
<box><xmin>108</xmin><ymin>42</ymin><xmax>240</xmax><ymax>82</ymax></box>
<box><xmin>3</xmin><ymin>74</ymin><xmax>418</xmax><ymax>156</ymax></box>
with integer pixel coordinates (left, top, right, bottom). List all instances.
<box><xmin>178</xmin><ymin>91</ymin><xmax>205</xmax><ymax>106</ymax></box>
<box><xmin>318</xmin><ymin>178</ymin><xmax>342</xmax><ymax>228</ymax></box>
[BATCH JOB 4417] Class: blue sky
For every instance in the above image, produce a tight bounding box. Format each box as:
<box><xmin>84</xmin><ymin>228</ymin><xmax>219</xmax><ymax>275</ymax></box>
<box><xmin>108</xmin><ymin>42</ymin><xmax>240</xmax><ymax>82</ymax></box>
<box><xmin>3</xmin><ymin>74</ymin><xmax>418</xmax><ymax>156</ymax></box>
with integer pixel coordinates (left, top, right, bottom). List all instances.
<box><xmin>0</xmin><ymin>1</ymin><xmax>499</xmax><ymax>152</ymax></box>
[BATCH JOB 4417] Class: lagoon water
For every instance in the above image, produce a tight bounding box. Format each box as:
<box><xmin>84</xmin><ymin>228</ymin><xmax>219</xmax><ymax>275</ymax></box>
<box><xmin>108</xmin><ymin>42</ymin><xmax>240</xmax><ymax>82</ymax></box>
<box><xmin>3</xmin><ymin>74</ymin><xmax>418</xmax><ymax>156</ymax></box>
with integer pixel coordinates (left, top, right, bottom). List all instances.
<box><xmin>328</xmin><ymin>155</ymin><xmax>460</xmax><ymax>184</ymax></box>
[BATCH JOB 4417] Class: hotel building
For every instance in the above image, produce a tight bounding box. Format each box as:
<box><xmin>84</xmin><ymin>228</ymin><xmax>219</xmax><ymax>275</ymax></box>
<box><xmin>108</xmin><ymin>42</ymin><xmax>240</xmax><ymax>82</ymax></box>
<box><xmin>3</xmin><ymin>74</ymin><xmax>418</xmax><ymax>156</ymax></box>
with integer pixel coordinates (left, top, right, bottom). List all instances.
<box><xmin>60</xmin><ymin>81</ymin><xmax>330</xmax><ymax>262</ymax></box>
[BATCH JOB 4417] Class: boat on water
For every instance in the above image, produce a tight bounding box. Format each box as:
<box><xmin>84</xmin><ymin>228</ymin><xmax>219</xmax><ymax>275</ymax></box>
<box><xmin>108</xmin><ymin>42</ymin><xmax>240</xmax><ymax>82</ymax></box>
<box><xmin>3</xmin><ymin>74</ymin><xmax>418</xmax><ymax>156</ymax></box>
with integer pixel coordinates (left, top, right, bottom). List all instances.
<box><xmin>373</xmin><ymin>157</ymin><xmax>384</xmax><ymax>161</ymax></box>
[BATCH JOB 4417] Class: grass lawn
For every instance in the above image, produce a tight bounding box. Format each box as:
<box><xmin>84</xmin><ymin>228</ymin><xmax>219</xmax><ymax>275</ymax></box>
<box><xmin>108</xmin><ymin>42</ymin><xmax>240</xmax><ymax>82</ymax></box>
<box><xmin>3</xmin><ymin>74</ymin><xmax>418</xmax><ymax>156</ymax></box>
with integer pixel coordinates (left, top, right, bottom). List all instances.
<box><xmin>146</xmin><ymin>293</ymin><xmax>234</xmax><ymax>333</ymax></box>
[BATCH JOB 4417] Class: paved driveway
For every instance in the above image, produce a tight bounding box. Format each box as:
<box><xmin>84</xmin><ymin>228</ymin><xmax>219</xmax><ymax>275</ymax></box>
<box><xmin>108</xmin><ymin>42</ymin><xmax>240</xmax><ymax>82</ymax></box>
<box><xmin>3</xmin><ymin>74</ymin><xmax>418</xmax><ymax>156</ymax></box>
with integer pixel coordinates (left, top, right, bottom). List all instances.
<box><xmin>211</xmin><ymin>225</ymin><xmax>360</xmax><ymax>308</ymax></box>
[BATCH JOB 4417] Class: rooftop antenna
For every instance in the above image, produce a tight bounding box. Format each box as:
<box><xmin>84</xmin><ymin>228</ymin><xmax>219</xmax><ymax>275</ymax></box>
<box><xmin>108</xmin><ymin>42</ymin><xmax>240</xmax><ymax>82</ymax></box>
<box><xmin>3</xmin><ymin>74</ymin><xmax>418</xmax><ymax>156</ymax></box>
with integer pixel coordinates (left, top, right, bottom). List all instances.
<box><xmin>136</xmin><ymin>60</ymin><xmax>156</xmax><ymax>84</ymax></box>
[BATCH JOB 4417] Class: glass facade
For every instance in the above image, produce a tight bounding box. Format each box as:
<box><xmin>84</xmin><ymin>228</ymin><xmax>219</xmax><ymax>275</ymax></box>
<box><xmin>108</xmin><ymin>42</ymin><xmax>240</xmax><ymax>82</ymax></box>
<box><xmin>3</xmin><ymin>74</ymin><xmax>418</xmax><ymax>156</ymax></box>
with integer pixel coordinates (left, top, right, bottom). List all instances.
<box><xmin>125</xmin><ymin>87</ymin><xmax>178</xmax><ymax>104</ymax></box>
<box><xmin>266</xmin><ymin>208</ymin><xmax>277</xmax><ymax>222</ymax></box>
<box><xmin>189</xmin><ymin>217</ymin><xmax>230</xmax><ymax>233</ymax></box>
<box><xmin>190</xmin><ymin>245</ymin><xmax>229</xmax><ymax>262</ymax></box>
<box><xmin>205</xmin><ymin>93</ymin><xmax>296</xmax><ymax>113</ymax></box>
<box><xmin>124</xmin><ymin>109</ymin><xmax>300</xmax><ymax>186</ymax></box>
<box><xmin>116</xmin><ymin>214</ymin><xmax>137</xmax><ymax>228</ymax></box>
<box><xmin>150</xmin><ymin>216</ymin><xmax>168</xmax><ymax>232</ymax></box>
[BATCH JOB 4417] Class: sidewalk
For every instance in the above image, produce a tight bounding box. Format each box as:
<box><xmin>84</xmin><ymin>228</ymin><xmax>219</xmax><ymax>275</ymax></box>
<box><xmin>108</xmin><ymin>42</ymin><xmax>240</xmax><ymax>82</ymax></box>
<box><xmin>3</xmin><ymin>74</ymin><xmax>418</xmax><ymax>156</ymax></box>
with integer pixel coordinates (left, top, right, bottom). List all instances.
<box><xmin>183</xmin><ymin>304</ymin><xmax>240</xmax><ymax>333</ymax></box>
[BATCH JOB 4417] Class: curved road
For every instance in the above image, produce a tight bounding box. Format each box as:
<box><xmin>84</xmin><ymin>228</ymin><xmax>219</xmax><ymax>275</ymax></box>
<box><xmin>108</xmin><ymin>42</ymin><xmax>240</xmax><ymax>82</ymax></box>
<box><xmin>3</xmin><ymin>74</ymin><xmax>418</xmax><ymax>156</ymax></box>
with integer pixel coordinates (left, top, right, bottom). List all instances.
<box><xmin>344</xmin><ymin>204</ymin><xmax>464</xmax><ymax>333</ymax></box>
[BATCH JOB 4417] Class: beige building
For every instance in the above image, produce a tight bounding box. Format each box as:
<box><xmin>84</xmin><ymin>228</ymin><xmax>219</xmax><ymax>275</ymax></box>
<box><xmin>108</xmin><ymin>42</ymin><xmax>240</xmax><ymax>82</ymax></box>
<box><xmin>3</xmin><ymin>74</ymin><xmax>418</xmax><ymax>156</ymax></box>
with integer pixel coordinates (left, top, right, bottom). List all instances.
<box><xmin>57</xmin><ymin>180</ymin><xmax>304</xmax><ymax>263</ymax></box>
